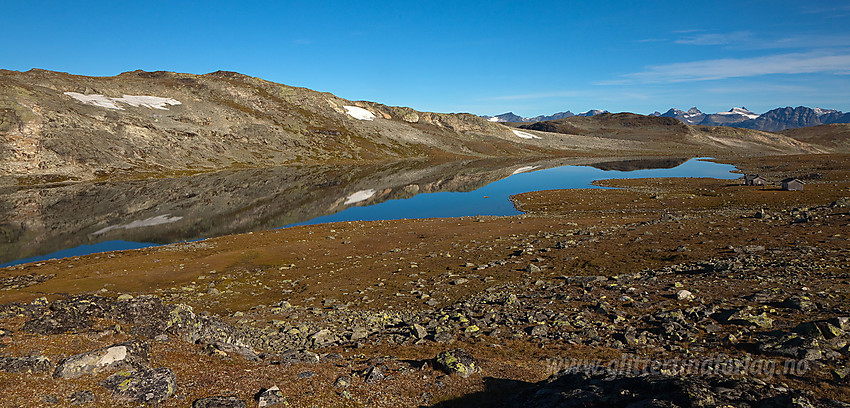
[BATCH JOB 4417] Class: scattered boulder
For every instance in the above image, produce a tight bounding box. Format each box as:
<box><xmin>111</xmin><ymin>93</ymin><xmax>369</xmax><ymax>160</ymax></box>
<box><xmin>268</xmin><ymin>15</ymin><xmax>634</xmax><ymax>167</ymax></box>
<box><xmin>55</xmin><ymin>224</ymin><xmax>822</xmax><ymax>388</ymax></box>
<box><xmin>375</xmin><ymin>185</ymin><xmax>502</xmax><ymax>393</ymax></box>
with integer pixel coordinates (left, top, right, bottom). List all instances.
<box><xmin>724</xmin><ymin>307</ymin><xmax>773</xmax><ymax>329</ymax></box>
<box><xmin>309</xmin><ymin>328</ymin><xmax>335</xmax><ymax>347</ymax></box>
<box><xmin>0</xmin><ymin>355</ymin><xmax>52</xmax><ymax>374</ymax></box>
<box><xmin>102</xmin><ymin>367</ymin><xmax>176</xmax><ymax>404</ymax></box>
<box><xmin>676</xmin><ymin>290</ymin><xmax>695</xmax><ymax>301</ymax></box>
<box><xmin>350</xmin><ymin>326</ymin><xmax>369</xmax><ymax>341</ymax></box>
<box><xmin>434</xmin><ymin>349</ymin><xmax>479</xmax><ymax>378</ymax></box>
<box><xmin>411</xmin><ymin>323</ymin><xmax>428</xmax><ymax>339</ymax></box>
<box><xmin>193</xmin><ymin>395</ymin><xmax>248</xmax><ymax>408</ymax></box>
<box><xmin>831</xmin><ymin>317</ymin><xmax>850</xmax><ymax>331</ymax></box>
<box><xmin>364</xmin><ymin>366</ymin><xmax>385</xmax><ymax>383</ymax></box>
<box><xmin>69</xmin><ymin>390</ymin><xmax>95</xmax><ymax>405</ymax></box>
<box><xmin>206</xmin><ymin>341</ymin><xmax>260</xmax><ymax>361</ymax></box>
<box><xmin>256</xmin><ymin>386</ymin><xmax>285</xmax><ymax>407</ymax></box>
<box><xmin>525</xmin><ymin>264</ymin><xmax>541</xmax><ymax>274</ymax></box>
<box><xmin>529</xmin><ymin>325</ymin><xmax>548</xmax><ymax>337</ymax></box>
<box><xmin>781</xmin><ymin>296</ymin><xmax>817</xmax><ymax>312</ymax></box>
<box><xmin>297</xmin><ymin>371</ymin><xmax>316</xmax><ymax>379</ymax></box>
<box><xmin>334</xmin><ymin>375</ymin><xmax>351</xmax><ymax>388</ymax></box>
<box><xmin>433</xmin><ymin>331</ymin><xmax>455</xmax><ymax>344</ymax></box>
<box><xmin>54</xmin><ymin>341</ymin><xmax>149</xmax><ymax>379</ymax></box>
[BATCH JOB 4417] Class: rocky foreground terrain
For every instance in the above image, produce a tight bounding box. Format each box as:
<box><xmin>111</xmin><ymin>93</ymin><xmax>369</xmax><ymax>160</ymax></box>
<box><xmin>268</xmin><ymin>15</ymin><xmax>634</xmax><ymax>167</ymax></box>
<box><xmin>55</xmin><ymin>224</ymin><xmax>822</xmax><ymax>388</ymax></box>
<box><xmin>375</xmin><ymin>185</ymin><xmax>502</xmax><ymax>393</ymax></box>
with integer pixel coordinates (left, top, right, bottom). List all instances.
<box><xmin>0</xmin><ymin>154</ymin><xmax>848</xmax><ymax>407</ymax></box>
<box><xmin>0</xmin><ymin>69</ymin><xmax>837</xmax><ymax>186</ymax></box>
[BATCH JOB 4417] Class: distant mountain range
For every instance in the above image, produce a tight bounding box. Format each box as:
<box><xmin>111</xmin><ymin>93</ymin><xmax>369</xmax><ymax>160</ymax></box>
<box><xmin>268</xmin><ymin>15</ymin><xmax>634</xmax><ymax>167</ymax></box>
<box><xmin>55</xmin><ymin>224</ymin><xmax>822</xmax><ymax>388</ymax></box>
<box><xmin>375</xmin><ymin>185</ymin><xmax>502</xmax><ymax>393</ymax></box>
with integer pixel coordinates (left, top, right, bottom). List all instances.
<box><xmin>484</xmin><ymin>106</ymin><xmax>850</xmax><ymax>132</ymax></box>
<box><xmin>483</xmin><ymin>109</ymin><xmax>608</xmax><ymax>123</ymax></box>
<box><xmin>651</xmin><ymin>106</ymin><xmax>850</xmax><ymax>132</ymax></box>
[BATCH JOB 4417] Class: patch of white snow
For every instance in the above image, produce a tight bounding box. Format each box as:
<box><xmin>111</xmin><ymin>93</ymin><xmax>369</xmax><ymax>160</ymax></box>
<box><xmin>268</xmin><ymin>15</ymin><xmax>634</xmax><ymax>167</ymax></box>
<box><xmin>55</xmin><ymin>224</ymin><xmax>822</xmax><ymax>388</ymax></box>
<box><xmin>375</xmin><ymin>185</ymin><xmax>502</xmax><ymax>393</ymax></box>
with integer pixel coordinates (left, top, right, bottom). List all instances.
<box><xmin>93</xmin><ymin>214</ymin><xmax>183</xmax><ymax>235</ymax></box>
<box><xmin>64</xmin><ymin>92</ymin><xmax>122</xmax><ymax>109</ymax></box>
<box><xmin>716</xmin><ymin>107</ymin><xmax>758</xmax><ymax>119</ymax></box>
<box><xmin>512</xmin><ymin>130</ymin><xmax>541</xmax><ymax>140</ymax></box>
<box><xmin>343</xmin><ymin>106</ymin><xmax>376</xmax><ymax>121</ymax></box>
<box><xmin>344</xmin><ymin>189</ymin><xmax>376</xmax><ymax>205</ymax></box>
<box><xmin>511</xmin><ymin>165</ymin><xmax>539</xmax><ymax>175</ymax></box>
<box><xmin>114</xmin><ymin>95</ymin><xmax>182</xmax><ymax>110</ymax></box>
<box><xmin>64</xmin><ymin>92</ymin><xmax>181</xmax><ymax>110</ymax></box>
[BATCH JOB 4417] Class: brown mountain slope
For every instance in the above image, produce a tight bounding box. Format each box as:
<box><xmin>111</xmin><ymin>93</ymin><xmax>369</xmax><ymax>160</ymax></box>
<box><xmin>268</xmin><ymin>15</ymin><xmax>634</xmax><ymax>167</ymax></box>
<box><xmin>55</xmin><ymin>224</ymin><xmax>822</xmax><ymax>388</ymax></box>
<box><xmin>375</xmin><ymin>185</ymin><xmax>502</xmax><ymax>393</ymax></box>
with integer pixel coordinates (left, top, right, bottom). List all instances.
<box><xmin>0</xmin><ymin>69</ymin><xmax>554</xmax><ymax>184</ymax></box>
<box><xmin>518</xmin><ymin>112</ymin><xmax>828</xmax><ymax>155</ymax></box>
<box><xmin>780</xmin><ymin>123</ymin><xmax>850</xmax><ymax>151</ymax></box>
<box><xmin>0</xmin><ymin>70</ymin><xmax>827</xmax><ymax>185</ymax></box>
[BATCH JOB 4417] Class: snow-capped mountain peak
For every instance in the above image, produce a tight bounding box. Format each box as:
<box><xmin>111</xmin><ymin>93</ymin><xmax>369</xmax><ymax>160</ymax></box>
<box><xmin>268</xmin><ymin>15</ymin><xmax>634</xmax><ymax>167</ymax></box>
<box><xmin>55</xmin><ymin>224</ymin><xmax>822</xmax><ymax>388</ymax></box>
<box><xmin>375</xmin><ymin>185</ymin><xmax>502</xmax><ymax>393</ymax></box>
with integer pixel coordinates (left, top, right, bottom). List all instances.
<box><xmin>813</xmin><ymin>107</ymin><xmax>838</xmax><ymax>117</ymax></box>
<box><xmin>714</xmin><ymin>107</ymin><xmax>758</xmax><ymax>119</ymax></box>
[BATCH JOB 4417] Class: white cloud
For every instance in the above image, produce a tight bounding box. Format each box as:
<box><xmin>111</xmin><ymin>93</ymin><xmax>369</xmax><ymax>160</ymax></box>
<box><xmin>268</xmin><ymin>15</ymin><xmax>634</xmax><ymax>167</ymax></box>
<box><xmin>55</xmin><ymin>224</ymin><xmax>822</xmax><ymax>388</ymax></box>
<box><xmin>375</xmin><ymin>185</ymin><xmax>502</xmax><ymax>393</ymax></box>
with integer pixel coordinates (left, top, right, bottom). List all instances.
<box><xmin>675</xmin><ymin>31</ymin><xmax>752</xmax><ymax>46</ymax></box>
<box><xmin>614</xmin><ymin>51</ymin><xmax>850</xmax><ymax>83</ymax></box>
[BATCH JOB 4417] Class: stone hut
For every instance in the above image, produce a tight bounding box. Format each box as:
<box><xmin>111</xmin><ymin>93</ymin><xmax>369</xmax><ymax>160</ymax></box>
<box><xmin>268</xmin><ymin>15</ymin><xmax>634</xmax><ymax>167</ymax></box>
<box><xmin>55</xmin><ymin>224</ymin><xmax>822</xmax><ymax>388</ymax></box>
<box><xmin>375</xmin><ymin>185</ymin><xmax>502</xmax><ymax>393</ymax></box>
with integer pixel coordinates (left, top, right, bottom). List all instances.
<box><xmin>781</xmin><ymin>178</ymin><xmax>804</xmax><ymax>191</ymax></box>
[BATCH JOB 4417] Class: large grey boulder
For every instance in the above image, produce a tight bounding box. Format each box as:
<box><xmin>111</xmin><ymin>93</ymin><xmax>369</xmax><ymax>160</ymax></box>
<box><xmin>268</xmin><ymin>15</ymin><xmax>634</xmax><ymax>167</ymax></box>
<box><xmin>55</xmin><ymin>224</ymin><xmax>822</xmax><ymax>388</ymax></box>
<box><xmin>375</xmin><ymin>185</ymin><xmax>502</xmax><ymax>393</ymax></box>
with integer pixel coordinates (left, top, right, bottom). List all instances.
<box><xmin>53</xmin><ymin>341</ymin><xmax>149</xmax><ymax>379</ymax></box>
<box><xmin>434</xmin><ymin>348</ymin><xmax>480</xmax><ymax>378</ymax></box>
<box><xmin>102</xmin><ymin>367</ymin><xmax>176</xmax><ymax>404</ymax></box>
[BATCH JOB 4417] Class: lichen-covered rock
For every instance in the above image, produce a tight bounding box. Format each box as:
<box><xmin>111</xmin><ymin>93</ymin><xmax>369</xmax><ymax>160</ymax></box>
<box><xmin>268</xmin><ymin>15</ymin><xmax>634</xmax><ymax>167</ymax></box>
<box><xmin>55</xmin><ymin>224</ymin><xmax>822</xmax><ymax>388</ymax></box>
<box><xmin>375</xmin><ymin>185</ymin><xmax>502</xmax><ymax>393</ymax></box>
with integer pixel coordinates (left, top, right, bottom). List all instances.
<box><xmin>53</xmin><ymin>341</ymin><xmax>149</xmax><ymax>379</ymax></box>
<box><xmin>257</xmin><ymin>386</ymin><xmax>285</xmax><ymax>407</ymax></box>
<box><xmin>21</xmin><ymin>295</ymin><xmax>111</xmax><ymax>335</ymax></box>
<box><xmin>781</xmin><ymin>296</ymin><xmax>817</xmax><ymax>312</ymax></box>
<box><xmin>205</xmin><ymin>341</ymin><xmax>260</xmax><ymax>361</ymax></box>
<box><xmin>0</xmin><ymin>355</ymin><xmax>52</xmax><ymax>373</ymax></box>
<box><xmin>364</xmin><ymin>366</ymin><xmax>385</xmax><ymax>383</ymax></box>
<box><xmin>69</xmin><ymin>390</ymin><xmax>95</xmax><ymax>405</ymax></box>
<box><xmin>102</xmin><ymin>367</ymin><xmax>176</xmax><ymax>404</ymax></box>
<box><xmin>309</xmin><ymin>328</ymin><xmax>335</xmax><ymax>347</ymax></box>
<box><xmin>193</xmin><ymin>395</ymin><xmax>248</xmax><ymax>408</ymax></box>
<box><xmin>111</xmin><ymin>295</ymin><xmax>171</xmax><ymax>338</ymax></box>
<box><xmin>725</xmin><ymin>307</ymin><xmax>773</xmax><ymax>328</ymax></box>
<box><xmin>434</xmin><ymin>348</ymin><xmax>479</xmax><ymax>378</ymax></box>
<box><xmin>165</xmin><ymin>304</ymin><xmax>250</xmax><ymax>350</ymax></box>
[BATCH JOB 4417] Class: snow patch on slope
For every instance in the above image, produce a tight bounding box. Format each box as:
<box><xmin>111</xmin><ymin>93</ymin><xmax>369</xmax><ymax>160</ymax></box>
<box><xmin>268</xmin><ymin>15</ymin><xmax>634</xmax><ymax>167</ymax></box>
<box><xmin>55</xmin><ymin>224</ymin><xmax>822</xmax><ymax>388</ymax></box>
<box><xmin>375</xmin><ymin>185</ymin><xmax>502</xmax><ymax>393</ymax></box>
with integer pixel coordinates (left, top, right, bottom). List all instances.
<box><xmin>344</xmin><ymin>189</ymin><xmax>376</xmax><ymax>205</ymax></box>
<box><xmin>64</xmin><ymin>92</ymin><xmax>181</xmax><ymax>110</ymax></box>
<box><xmin>512</xmin><ymin>130</ymin><xmax>541</xmax><ymax>139</ymax></box>
<box><xmin>93</xmin><ymin>214</ymin><xmax>183</xmax><ymax>235</ymax></box>
<box><xmin>511</xmin><ymin>165</ymin><xmax>539</xmax><ymax>175</ymax></box>
<box><xmin>344</xmin><ymin>106</ymin><xmax>376</xmax><ymax>121</ymax></box>
<box><xmin>716</xmin><ymin>107</ymin><xmax>758</xmax><ymax>119</ymax></box>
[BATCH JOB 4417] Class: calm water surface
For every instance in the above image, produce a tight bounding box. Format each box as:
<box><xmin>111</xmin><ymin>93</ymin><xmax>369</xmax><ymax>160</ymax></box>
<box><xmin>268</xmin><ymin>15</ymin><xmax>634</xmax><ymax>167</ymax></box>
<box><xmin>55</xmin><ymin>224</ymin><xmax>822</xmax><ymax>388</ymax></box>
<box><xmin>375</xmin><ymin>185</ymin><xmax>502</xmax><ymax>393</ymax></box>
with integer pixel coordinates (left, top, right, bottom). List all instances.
<box><xmin>292</xmin><ymin>158</ymin><xmax>737</xmax><ymax>225</ymax></box>
<box><xmin>3</xmin><ymin>158</ymin><xmax>737</xmax><ymax>267</ymax></box>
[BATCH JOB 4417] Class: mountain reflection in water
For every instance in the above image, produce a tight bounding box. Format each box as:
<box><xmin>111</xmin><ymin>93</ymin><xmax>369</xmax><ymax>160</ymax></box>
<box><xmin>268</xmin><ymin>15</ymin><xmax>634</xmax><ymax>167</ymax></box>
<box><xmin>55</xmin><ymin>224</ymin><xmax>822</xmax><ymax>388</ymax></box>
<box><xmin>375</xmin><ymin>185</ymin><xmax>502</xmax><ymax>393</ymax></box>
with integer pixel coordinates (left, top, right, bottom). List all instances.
<box><xmin>0</xmin><ymin>157</ymin><xmax>737</xmax><ymax>266</ymax></box>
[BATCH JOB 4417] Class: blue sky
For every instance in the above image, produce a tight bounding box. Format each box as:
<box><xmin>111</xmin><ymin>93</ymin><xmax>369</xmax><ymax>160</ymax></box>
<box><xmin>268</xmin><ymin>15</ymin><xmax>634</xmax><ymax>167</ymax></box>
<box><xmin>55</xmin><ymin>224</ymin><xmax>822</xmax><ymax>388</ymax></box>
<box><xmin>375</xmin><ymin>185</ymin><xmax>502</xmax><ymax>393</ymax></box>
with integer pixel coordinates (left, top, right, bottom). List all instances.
<box><xmin>4</xmin><ymin>1</ymin><xmax>850</xmax><ymax>116</ymax></box>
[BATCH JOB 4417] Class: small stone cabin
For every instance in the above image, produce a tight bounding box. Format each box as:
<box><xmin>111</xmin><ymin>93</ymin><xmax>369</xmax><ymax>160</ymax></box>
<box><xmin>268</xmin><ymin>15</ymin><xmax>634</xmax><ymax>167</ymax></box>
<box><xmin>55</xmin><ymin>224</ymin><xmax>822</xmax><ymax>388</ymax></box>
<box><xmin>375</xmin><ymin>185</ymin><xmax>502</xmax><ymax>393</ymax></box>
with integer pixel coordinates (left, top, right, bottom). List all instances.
<box><xmin>744</xmin><ymin>174</ymin><xmax>768</xmax><ymax>186</ymax></box>
<box><xmin>781</xmin><ymin>178</ymin><xmax>804</xmax><ymax>191</ymax></box>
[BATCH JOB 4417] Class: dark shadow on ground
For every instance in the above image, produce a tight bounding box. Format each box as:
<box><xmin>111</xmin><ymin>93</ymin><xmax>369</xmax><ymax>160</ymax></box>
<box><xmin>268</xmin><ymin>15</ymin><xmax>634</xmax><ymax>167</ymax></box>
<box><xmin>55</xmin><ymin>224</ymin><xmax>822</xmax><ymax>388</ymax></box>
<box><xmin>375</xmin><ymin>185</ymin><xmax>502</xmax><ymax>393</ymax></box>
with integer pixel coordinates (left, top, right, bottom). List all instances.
<box><xmin>424</xmin><ymin>377</ymin><xmax>532</xmax><ymax>408</ymax></box>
